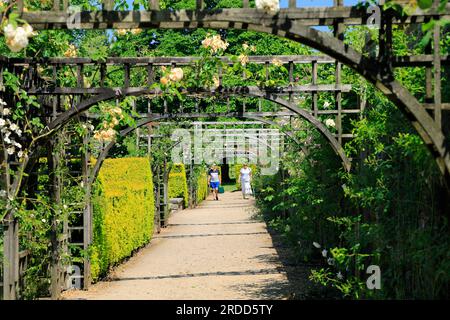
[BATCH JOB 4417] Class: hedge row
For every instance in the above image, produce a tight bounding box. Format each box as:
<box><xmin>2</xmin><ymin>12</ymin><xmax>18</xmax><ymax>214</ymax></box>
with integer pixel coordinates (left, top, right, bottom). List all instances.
<box><xmin>168</xmin><ymin>163</ymin><xmax>189</xmax><ymax>207</ymax></box>
<box><xmin>90</xmin><ymin>157</ymin><xmax>155</xmax><ymax>281</ymax></box>
<box><xmin>196</xmin><ymin>169</ymin><xmax>209</xmax><ymax>203</ymax></box>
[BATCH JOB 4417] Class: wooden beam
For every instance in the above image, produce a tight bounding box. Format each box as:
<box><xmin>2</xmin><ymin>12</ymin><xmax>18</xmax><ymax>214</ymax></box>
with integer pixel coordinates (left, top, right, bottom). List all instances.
<box><xmin>27</xmin><ymin>84</ymin><xmax>353</xmax><ymax>95</ymax></box>
<box><xmin>433</xmin><ymin>23</ymin><xmax>441</xmax><ymax>129</ymax></box>
<box><xmin>7</xmin><ymin>55</ymin><xmax>336</xmax><ymax>66</ymax></box>
<box><xmin>17</xmin><ymin>6</ymin><xmax>450</xmax><ymax>30</ymax></box>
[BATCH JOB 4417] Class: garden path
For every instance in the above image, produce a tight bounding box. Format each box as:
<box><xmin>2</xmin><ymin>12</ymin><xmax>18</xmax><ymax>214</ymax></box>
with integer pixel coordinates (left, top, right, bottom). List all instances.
<box><xmin>62</xmin><ymin>191</ymin><xmax>296</xmax><ymax>300</ymax></box>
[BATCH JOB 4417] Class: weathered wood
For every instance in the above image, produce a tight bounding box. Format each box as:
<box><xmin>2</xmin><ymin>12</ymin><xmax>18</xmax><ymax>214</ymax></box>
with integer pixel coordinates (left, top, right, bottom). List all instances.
<box><xmin>6</xmin><ymin>55</ymin><xmax>337</xmax><ymax>66</ymax></box>
<box><xmin>82</xmin><ymin>132</ymin><xmax>92</xmax><ymax>289</ymax></box>
<box><xmin>334</xmin><ymin>14</ymin><xmax>344</xmax><ymax>145</ymax></box>
<box><xmin>53</xmin><ymin>0</ymin><xmax>60</xmax><ymax>11</ymax></box>
<box><xmin>2</xmin><ymin>215</ymin><xmax>19</xmax><ymax>300</ymax></box>
<box><xmin>147</xmin><ymin>63</ymin><xmax>154</xmax><ymax>86</ymax></box>
<box><xmin>433</xmin><ymin>23</ymin><xmax>441</xmax><ymax>129</ymax></box>
<box><xmin>27</xmin><ymin>84</ymin><xmax>353</xmax><ymax>95</ymax></box>
<box><xmin>16</xmin><ymin>0</ymin><xmax>24</xmax><ymax>12</ymax></box>
<box><xmin>196</xmin><ymin>0</ymin><xmax>204</xmax><ymax>10</ymax></box>
<box><xmin>312</xmin><ymin>60</ymin><xmax>318</xmax><ymax>117</ymax></box>
<box><xmin>76</xmin><ymin>64</ymin><xmax>83</xmax><ymax>88</ymax></box>
<box><xmin>48</xmin><ymin>137</ymin><xmax>62</xmax><ymax>300</ymax></box>
<box><xmin>17</xmin><ymin>7</ymin><xmax>450</xmax><ymax>29</ymax></box>
<box><xmin>103</xmin><ymin>0</ymin><xmax>114</xmax><ymax>11</ymax></box>
<box><xmin>149</xmin><ymin>0</ymin><xmax>160</xmax><ymax>10</ymax></box>
<box><xmin>124</xmin><ymin>63</ymin><xmax>130</xmax><ymax>88</ymax></box>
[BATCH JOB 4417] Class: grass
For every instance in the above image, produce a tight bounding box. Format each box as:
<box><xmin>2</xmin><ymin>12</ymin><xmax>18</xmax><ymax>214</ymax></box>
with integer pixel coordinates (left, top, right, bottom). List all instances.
<box><xmin>221</xmin><ymin>181</ymin><xmax>238</xmax><ymax>192</ymax></box>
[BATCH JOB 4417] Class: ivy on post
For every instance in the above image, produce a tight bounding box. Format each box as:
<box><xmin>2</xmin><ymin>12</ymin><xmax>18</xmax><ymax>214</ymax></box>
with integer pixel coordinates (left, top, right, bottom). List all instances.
<box><xmin>333</xmin><ymin>0</ymin><xmax>344</xmax><ymax>145</ymax></box>
<box><xmin>47</xmin><ymin>136</ymin><xmax>62</xmax><ymax>299</ymax></box>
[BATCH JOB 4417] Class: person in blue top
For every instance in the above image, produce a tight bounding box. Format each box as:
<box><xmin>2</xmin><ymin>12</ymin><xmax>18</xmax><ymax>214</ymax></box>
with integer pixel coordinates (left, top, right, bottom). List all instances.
<box><xmin>208</xmin><ymin>164</ymin><xmax>221</xmax><ymax>201</ymax></box>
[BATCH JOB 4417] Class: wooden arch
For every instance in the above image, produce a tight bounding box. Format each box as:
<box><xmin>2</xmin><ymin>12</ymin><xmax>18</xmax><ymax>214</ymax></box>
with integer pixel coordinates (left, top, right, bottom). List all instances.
<box><xmin>89</xmin><ymin>112</ymin><xmax>309</xmax><ymax>187</ymax></box>
<box><xmin>15</xmin><ymin>1</ymin><xmax>449</xmax><ymax>180</ymax></box>
<box><xmin>47</xmin><ymin>89</ymin><xmax>351</xmax><ymax>171</ymax></box>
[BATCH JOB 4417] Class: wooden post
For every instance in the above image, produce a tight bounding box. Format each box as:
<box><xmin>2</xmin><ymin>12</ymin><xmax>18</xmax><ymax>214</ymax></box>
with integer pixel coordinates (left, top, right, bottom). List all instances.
<box><xmin>196</xmin><ymin>0</ymin><xmax>204</xmax><ymax>10</ymax></box>
<box><xmin>2</xmin><ymin>214</ymin><xmax>19</xmax><ymax>300</ymax></box>
<box><xmin>48</xmin><ymin>138</ymin><xmax>62</xmax><ymax>300</ymax></box>
<box><xmin>76</xmin><ymin>64</ymin><xmax>83</xmax><ymax>88</ymax></box>
<box><xmin>133</xmin><ymin>100</ymin><xmax>140</xmax><ymax>150</ymax></box>
<box><xmin>433</xmin><ymin>23</ymin><xmax>441</xmax><ymax>129</ymax></box>
<box><xmin>82</xmin><ymin>132</ymin><xmax>92</xmax><ymax>289</ymax></box>
<box><xmin>53</xmin><ymin>0</ymin><xmax>60</xmax><ymax>11</ymax></box>
<box><xmin>147</xmin><ymin>100</ymin><xmax>152</xmax><ymax>155</ymax></box>
<box><xmin>103</xmin><ymin>0</ymin><xmax>114</xmax><ymax>10</ymax></box>
<box><xmin>124</xmin><ymin>64</ymin><xmax>130</xmax><ymax>88</ymax></box>
<box><xmin>149</xmin><ymin>0</ymin><xmax>160</xmax><ymax>10</ymax></box>
<box><xmin>312</xmin><ymin>60</ymin><xmax>318</xmax><ymax>117</ymax></box>
<box><xmin>288</xmin><ymin>61</ymin><xmax>294</xmax><ymax>103</ymax></box>
<box><xmin>334</xmin><ymin>0</ymin><xmax>344</xmax><ymax>144</ymax></box>
<box><xmin>147</xmin><ymin>64</ymin><xmax>154</xmax><ymax>87</ymax></box>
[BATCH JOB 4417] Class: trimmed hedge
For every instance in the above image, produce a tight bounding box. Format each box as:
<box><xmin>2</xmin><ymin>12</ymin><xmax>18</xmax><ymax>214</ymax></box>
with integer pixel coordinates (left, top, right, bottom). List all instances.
<box><xmin>90</xmin><ymin>157</ymin><xmax>155</xmax><ymax>281</ymax></box>
<box><xmin>168</xmin><ymin>163</ymin><xmax>188</xmax><ymax>207</ymax></box>
<box><xmin>196</xmin><ymin>169</ymin><xmax>209</xmax><ymax>203</ymax></box>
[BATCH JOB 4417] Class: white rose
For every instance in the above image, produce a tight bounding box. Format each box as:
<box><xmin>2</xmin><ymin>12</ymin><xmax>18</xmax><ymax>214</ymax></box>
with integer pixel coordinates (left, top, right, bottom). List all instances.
<box><xmin>4</xmin><ymin>136</ymin><xmax>11</xmax><ymax>144</ymax></box>
<box><xmin>3</xmin><ymin>108</ymin><xmax>10</xmax><ymax>116</ymax></box>
<box><xmin>255</xmin><ymin>0</ymin><xmax>279</xmax><ymax>13</ymax></box>
<box><xmin>9</xmin><ymin>123</ymin><xmax>18</xmax><ymax>131</ymax></box>
<box><xmin>6</xmin><ymin>146</ymin><xmax>14</xmax><ymax>155</ymax></box>
<box><xmin>23</xmin><ymin>24</ymin><xmax>37</xmax><ymax>37</ymax></box>
<box><xmin>3</xmin><ymin>23</ymin><xmax>16</xmax><ymax>38</ymax></box>
<box><xmin>0</xmin><ymin>98</ymin><xmax>6</xmax><ymax>106</ymax></box>
<box><xmin>168</xmin><ymin>68</ymin><xmax>184</xmax><ymax>82</ymax></box>
<box><xmin>5</xmin><ymin>26</ymin><xmax>30</xmax><ymax>52</ymax></box>
<box><xmin>0</xmin><ymin>118</ymin><xmax>5</xmax><ymax>127</ymax></box>
<box><xmin>325</xmin><ymin>119</ymin><xmax>336</xmax><ymax>128</ymax></box>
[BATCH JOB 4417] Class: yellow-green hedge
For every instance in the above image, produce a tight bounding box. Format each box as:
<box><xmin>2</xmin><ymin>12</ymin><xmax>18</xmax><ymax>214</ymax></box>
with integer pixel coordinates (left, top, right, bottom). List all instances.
<box><xmin>196</xmin><ymin>169</ymin><xmax>209</xmax><ymax>203</ymax></box>
<box><xmin>234</xmin><ymin>164</ymin><xmax>257</xmax><ymax>190</ymax></box>
<box><xmin>90</xmin><ymin>157</ymin><xmax>155</xmax><ymax>281</ymax></box>
<box><xmin>168</xmin><ymin>163</ymin><xmax>188</xmax><ymax>207</ymax></box>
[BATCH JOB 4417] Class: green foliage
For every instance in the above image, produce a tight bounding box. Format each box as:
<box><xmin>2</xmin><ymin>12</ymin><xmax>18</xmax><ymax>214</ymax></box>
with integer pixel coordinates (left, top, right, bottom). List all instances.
<box><xmin>196</xmin><ymin>168</ymin><xmax>209</xmax><ymax>203</ymax></box>
<box><xmin>90</xmin><ymin>157</ymin><xmax>155</xmax><ymax>281</ymax></box>
<box><xmin>168</xmin><ymin>163</ymin><xmax>189</xmax><ymax>207</ymax></box>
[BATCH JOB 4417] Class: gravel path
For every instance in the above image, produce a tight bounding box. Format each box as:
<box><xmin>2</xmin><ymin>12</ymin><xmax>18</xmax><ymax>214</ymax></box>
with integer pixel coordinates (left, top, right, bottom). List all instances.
<box><xmin>62</xmin><ymin>191</ymin><xmax>295</xmax><ymax>300</ymax></box>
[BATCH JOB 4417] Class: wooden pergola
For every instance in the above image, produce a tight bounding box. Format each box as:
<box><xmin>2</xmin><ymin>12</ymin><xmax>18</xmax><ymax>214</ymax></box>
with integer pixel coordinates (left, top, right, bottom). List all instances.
<box><xmin>1</xmin><ymin>0</ymin><xmax>449</xmax><ymax>300</ymax></box>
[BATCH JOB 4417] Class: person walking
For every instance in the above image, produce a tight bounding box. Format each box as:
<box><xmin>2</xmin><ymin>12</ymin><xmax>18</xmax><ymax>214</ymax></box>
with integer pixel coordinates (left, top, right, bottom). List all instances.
<box><xmin>239</xmin><ymin>164</ymin><xmax>252</xmax><ymax>199</ymax></box>
<box><xmin>208</xmin><ymin>164</ymin><xmax>221</xmax><ymax>201</ymax></box>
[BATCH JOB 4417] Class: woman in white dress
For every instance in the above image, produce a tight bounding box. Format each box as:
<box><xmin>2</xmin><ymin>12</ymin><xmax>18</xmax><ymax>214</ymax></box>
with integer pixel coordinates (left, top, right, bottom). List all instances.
<box><xmin>239</xmin><ymin>164</ymin><xmax>252</xmax><ymax>199</ymax></box>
